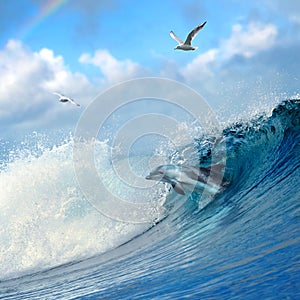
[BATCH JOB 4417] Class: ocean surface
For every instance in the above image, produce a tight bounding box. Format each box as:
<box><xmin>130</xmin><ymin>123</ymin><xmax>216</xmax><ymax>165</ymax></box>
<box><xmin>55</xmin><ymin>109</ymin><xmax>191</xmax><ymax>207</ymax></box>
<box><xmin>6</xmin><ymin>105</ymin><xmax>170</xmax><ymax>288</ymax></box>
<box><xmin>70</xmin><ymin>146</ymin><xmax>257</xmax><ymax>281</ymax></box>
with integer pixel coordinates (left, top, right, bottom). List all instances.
<box><xmin>0</xmin><ymin>99</ymin><xmax>299</xmax><ymax>299</ymax></box>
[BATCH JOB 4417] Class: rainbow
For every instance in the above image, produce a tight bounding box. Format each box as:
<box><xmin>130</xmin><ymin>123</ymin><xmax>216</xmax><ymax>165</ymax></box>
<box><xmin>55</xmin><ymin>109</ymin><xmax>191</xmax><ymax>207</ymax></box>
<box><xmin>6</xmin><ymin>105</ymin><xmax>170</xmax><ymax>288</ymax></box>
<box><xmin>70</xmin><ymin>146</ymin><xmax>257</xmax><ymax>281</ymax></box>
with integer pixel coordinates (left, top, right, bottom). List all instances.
<box><xmin>20</xmin><ymin>0</ymin><xmax>70</xmax><ymax>40</ymax></box>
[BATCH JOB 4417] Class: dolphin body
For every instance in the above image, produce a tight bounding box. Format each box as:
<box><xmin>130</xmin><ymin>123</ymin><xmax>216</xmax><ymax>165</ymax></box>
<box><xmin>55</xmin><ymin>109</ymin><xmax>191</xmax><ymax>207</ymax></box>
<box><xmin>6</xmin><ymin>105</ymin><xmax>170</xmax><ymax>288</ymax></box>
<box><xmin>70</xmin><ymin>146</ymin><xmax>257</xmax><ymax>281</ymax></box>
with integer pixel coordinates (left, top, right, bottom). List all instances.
<box><xmin>146</xmin><ymin>164</ymin><xmax>225</xmax><ymax>195</ymax></box>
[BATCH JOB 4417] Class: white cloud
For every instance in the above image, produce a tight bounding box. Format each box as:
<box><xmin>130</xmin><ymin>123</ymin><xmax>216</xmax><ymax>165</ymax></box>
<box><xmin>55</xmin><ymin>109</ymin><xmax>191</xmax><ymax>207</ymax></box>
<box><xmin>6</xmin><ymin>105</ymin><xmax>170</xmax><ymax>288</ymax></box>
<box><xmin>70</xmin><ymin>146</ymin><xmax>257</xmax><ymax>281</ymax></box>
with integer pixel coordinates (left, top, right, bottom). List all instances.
<box><xmin>0</xmin><ymin>41</ymin><xmax>151</xmax><ymax>136</ymax></box>
<box><xmin>79</xmin><ymin>49</ymin><xmax>149</xmax><ymax>84</ymax></box>
<box><xmin>179</xmin><ymin>22</ymin><xmax>277</xmax><ymax>80</ymax></box>
<box><xmin>179</xmin><ymin>22</ymin><xmax>278</xmax><ymax>85</ymax></box>
<box><xmin>221</xmin><ymin>22</ymin><xmax>277</xmax><ymax>59</ymax></box>
<box><xmin>39</xmin><ymin>48</ymin><xmax>92</xmax><ymax>97</ymax></box>
<box><xmin>0</xmin><ymin>39</ymin><xmax>93</xmax><ymax>132</ymax></box>
<box><xmin>158</xmin><ymin>20</ymin><xmax>298</xmax><ymax>120</ymax></box>
<box><xmin>181</xmin><ymin>49</ymin><xmax>219</xmax><ymax>82</ymax></box>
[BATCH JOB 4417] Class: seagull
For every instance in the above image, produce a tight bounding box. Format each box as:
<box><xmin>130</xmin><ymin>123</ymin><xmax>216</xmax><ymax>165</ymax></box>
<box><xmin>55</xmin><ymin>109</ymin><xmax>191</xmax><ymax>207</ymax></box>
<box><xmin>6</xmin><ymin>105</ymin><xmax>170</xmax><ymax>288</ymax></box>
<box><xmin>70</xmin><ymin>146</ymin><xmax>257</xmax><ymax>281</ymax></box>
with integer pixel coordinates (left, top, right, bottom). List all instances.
<box><xmin>170</xmin><ymin>21</ymin><xmax>207</xmax><ymax>51</ymax></box>
<box><xmin>53</xmin><ymin>92</ymin><xmax>80</xmax><ymax>107</ymax></box>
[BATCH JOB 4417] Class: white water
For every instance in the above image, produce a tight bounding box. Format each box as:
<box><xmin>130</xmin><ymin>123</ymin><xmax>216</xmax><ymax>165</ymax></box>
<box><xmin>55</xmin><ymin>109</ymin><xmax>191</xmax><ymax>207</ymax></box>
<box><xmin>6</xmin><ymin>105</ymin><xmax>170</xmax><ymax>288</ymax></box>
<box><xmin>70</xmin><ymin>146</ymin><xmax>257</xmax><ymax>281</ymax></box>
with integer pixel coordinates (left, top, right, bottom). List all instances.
<box><xmin>0</xmin><ymin>139</ymin><xmax>163</xmax><ymax>280</ymax></box>
<box><xmin>0</xmin><ymin>115</ymin><xmax>206</xmax><ymax>280</ymax></box>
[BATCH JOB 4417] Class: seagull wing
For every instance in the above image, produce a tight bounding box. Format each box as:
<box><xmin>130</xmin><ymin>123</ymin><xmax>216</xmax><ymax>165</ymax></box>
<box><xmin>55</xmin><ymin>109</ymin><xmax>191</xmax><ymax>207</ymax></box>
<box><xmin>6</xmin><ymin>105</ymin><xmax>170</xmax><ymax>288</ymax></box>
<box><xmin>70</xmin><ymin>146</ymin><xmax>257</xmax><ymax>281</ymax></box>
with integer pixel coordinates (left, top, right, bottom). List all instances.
<box><xmin>53</xmin><ymin>92</ymin><xmax>63</xmax><ymax>98</ymax></box>
<box><xmin>184</xmin><ymin>21</ymin><xmax>207</xmax><ymax>45</ymax></box>
<box><xmin>170</xmin><ymin>31</ymin><xmax>183</xmax><ymax>45</ymax></box>
<box><xmin>68</xmin><ymin>98</ymin><xmax>81</xmax><ymax>107</ymax></box>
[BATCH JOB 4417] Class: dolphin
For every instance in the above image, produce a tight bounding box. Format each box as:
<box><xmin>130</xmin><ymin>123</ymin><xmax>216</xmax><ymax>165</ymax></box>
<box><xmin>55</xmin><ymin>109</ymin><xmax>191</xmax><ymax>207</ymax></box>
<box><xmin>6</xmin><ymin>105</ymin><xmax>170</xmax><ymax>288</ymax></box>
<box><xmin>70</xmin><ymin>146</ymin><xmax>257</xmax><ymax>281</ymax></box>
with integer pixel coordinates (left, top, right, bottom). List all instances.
<box><xmin>145</xmin><ymin>163</ymin><xmax>226</xmax><ymax>195</ymax></box>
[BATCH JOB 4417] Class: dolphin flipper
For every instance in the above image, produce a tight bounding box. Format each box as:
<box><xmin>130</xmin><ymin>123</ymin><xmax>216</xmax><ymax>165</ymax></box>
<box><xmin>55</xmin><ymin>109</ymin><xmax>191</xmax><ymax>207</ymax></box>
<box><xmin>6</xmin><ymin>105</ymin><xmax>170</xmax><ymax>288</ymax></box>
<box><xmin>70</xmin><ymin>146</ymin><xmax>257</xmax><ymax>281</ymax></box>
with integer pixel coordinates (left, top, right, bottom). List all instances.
<box><xmin>172</xmin><ymin>183</ymin><xmax>186</xmax><ymax>195</ymax></box>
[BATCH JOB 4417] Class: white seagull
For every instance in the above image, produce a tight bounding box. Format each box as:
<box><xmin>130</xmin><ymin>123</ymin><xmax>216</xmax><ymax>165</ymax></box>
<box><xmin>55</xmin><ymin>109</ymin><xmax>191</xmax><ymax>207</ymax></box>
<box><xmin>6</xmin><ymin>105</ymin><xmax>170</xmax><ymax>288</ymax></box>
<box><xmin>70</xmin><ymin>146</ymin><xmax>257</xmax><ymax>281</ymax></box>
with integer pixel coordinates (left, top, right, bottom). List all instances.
<box><xmin>170</xmin><ymin>21</ymin><xmax>207</xmax><ymax>51</ymax></box>
<box><xmin>53</xmin><ymin>92</ymin><xmax>80</xmax><ymax>107</ymax></box>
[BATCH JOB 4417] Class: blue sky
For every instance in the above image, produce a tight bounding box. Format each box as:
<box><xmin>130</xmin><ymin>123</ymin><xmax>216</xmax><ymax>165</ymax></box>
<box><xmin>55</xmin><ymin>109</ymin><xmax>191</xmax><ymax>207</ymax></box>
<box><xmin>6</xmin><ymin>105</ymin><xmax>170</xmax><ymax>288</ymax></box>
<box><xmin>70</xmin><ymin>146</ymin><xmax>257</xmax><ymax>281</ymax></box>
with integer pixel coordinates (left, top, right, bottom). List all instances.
<box><xmin>0</xmin><ymin>0</ymin><xmax>300</xmax><ymax>139</ymax></box>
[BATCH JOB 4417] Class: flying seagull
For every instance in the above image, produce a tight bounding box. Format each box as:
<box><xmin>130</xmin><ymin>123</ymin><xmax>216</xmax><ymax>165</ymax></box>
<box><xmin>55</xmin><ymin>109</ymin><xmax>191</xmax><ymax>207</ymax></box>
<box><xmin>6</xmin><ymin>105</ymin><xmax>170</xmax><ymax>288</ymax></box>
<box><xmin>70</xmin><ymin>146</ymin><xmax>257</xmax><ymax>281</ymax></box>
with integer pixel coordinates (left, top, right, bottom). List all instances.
<box><xmin>170</xmin><ymin>21</ymin><xmax>207</xmax><ymax>51</ymax></box>
<box><xmin>53</xmin><ymin>92</ymin><xmax>80</xmax><ymax>107</ymax></box>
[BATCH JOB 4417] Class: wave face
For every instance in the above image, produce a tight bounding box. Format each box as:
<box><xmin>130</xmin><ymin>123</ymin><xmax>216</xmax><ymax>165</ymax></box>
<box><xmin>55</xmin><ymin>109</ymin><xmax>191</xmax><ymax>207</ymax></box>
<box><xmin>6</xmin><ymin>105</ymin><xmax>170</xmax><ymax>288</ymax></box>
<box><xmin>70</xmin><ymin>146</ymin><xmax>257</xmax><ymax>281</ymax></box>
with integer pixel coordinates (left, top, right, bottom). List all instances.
<box><xmin>0</xmin><ymin>100</ymin><xmax>300</xmax><ymax>299</ymax></box>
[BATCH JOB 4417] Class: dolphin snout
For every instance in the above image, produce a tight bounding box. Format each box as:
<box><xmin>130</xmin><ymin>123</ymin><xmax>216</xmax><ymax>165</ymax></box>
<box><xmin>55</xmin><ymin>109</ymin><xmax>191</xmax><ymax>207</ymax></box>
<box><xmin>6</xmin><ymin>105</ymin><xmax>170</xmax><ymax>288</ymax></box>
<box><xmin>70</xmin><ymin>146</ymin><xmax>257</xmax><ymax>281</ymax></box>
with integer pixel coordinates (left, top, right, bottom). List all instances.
<box><xmin>145</xmin><ymin>174</ymin><xmax>152</xmax><ymax>180</ymax></box>
<box><xmin>145</xmin><ymin>171</ymin><xmax>163</xmax><ymax>181</ymax></box>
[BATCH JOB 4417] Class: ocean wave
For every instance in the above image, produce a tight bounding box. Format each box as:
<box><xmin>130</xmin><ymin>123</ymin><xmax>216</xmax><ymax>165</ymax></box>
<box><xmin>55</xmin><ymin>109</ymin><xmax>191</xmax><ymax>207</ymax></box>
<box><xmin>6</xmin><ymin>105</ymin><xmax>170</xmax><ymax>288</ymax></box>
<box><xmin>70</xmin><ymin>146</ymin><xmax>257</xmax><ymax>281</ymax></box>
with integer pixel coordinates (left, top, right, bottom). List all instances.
<box><xmin>0</xmin><ymin>99</ymin><xmax>299</xmax><ymax>299</ymax></box>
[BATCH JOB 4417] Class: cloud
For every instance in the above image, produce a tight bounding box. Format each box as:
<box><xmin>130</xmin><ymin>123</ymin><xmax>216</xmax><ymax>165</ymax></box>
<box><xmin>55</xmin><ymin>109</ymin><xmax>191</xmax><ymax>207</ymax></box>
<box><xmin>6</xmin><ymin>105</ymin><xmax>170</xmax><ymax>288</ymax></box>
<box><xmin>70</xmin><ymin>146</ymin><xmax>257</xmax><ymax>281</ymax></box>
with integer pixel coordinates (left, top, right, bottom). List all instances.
<box><xmin>221</xmin><ymin>22</ymin><xmax>277</xmax><ymax>59</ymax></box>
<box><xmin>0</xmin><ymin>39</ymin><xmax>93</xmax><ymax>134</ymax></box>
<box><xmin>180</xmin><ymin>22</ymin><xmax>277</xmax><ymax>84</ymax></box>
<box><xmin>160</xmin><ymin>20</ymin><xmax>299</xmax><ymax>120</ymax></box>
<box><xmin>0</xmin><ymin>40</ymin><xmax>151</xmax><ymax>137</ymax></box>
<box><xmin>79</xmin><ymin>49</ymin><xmax>150</xmax><ymax>85</ymax></box>
<box><xmin>181</xmin><ymin>49</ymin><xmax>219</xmax><ymax>81</ymax></box>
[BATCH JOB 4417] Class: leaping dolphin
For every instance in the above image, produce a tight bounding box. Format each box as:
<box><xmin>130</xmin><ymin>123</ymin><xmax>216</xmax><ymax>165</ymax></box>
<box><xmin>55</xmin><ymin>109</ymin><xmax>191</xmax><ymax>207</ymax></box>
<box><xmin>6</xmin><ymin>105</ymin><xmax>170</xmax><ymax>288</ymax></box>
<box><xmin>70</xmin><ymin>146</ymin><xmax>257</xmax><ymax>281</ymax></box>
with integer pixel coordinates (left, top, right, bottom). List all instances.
<box><xmin>145</xmin><ymin>163</ymin><xmax>226</xmax><ymax>195</ymax></box>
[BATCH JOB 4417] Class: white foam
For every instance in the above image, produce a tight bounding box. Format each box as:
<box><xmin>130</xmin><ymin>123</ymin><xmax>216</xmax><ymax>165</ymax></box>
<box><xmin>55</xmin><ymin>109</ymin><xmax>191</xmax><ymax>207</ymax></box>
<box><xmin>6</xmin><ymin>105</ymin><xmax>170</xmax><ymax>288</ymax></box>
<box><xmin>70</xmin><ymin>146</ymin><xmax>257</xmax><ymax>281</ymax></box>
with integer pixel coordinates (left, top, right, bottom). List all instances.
<box><xmin>0</xmin><ymin>139</ymin><xmax>158</xmax><ymax>280</ymax></box>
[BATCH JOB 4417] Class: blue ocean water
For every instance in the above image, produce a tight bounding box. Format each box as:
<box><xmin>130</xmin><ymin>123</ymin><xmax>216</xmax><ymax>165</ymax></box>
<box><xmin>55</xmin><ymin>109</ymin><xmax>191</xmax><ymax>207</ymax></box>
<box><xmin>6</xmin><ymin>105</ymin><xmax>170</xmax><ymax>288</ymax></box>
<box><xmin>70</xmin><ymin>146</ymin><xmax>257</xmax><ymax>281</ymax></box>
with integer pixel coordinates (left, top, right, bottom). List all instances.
<box><xmin>0</xmin><ymin>99</ymin><xmax>299</xmax><ymax>299</ymax></box>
